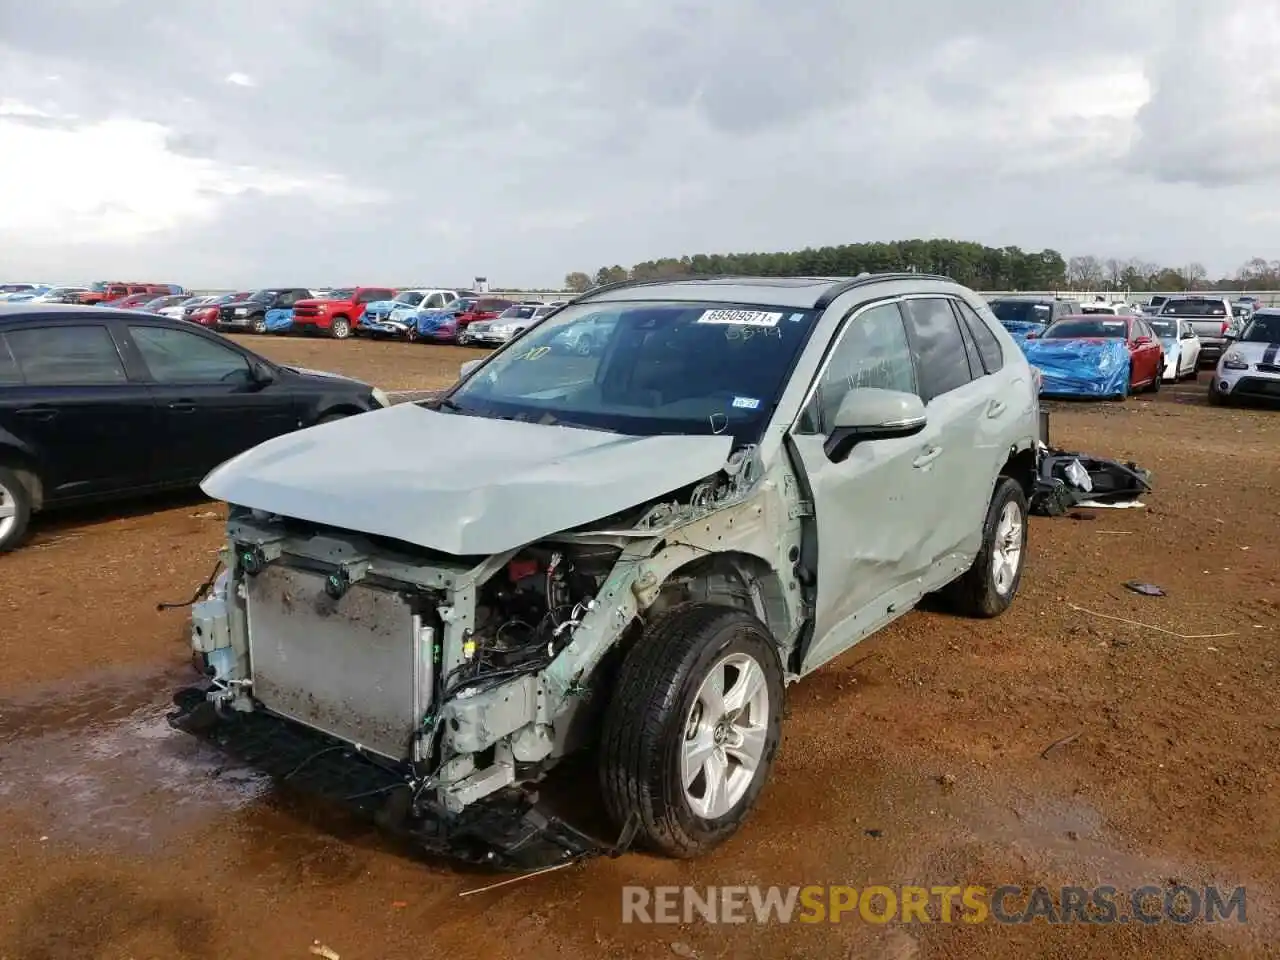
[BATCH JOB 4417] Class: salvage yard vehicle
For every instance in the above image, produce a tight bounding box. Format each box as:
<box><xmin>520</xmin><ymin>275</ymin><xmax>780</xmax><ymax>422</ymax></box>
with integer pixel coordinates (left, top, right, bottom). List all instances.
<box><xmin>360</xmin><ymin>289</ymin><xmax>473</xmax><ymax>338</ymax></box>
<box><xmin>0</xmin><ymin>304</ymin><xmax>390</xmax><ymax>552</ymax></box>
<box><xmin>217</xmin><ymin>288</ymin><xmax>313</xmax><ymax>335</ymax></box>
<box><xmin>465</xmin><ymin>303</ymin><xmax>556</xmax><ymax>346</ymax></box>
<box><xmin>1023</xmin><ymin>314</ymin><xmax>1163</xmax><ymax>398</ymax></box>
<box><xmin>1159</xmin><ymin>296</ymin><xmax>1234</xmax><ymax>367</ymax></box>
<box><xmin>1209</xmin><ymin>309</ymin><xmax>1280</xmax><ymax>405</ymax></box>
<box><xmin>292</xmin><ymin>287</ymin><xmax>397</xmax><ymax>339</ymax></box>
<box><xmin>170</xmin><ymin>274</ymin><xmax>1041</xmax><ymax>867</ymax></box>
<box><xmin>986</xmin><ymin>295</ymin><xmax>1081</xmax><ymax>340</ymax></box>
<box><xmin>1147</xmin><ymin>317</ymin><xmax>1202</xmax><ymax>382</ymax></box>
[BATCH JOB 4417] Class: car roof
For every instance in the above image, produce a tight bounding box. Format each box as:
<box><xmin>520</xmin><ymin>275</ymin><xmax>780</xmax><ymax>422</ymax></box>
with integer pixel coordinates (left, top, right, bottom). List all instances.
<box><xmin>0</xmin><ymin>303</ymin><xmax>183</xmax><ymax>324</ymax></box>
<box><xmin>577</xmin><ymin>273</ymin><xmax>960</xmax><ymax>310</ymax></box>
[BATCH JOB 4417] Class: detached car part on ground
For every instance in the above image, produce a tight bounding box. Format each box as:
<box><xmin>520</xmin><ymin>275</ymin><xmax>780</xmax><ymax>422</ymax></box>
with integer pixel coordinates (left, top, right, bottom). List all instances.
<box><xmin>1209</xmin><ymin>310</ymin><xmax>1280</xmax><ymax>405</ymax></box>
<box><xmin>170</xmin><ymin>274</ymin><xmax>1042</xmax><ymax>869</ymax></box>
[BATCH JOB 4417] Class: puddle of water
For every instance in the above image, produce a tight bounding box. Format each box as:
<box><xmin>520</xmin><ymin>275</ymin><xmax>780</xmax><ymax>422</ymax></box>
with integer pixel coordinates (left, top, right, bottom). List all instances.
<box><xmin>0</xmin><ymin>668</ymin><xmax>270</xmax><ymax>852</ymax></box>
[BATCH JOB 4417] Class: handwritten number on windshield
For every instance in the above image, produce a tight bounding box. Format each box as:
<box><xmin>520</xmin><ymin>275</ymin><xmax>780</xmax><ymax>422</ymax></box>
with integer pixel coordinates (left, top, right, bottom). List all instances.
<box><xmin>518</xmin><ymin>346</ymin><xmax>551</xmax><ymax>360</ymax></box>
<box><xmin>724</xmin><ymin>325</ymin><xmax>782</xmax><ymax>341</ymax></box>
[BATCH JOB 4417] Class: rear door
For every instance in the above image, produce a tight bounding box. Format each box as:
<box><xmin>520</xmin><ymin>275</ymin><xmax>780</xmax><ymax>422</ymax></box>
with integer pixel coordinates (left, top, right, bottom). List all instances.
<box><xmin>899</xmin><ymin>296</ymin><xmax>992</xmax><ymax>564</ymax></box>
<box><xmin>121</xmin><ymin>321</ymin><xmax>299</xmax><ymax>482</ymax></box>
<box><xmin>0</xmin><ymin>321</ymin><xmax>160</xmax><ymax>501</ymax></box>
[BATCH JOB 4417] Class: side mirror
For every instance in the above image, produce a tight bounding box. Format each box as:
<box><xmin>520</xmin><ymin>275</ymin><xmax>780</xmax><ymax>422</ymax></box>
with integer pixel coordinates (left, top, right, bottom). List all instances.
<box><xmin>250</xmin><ymin>361</ymin><xmax>275</xmax><ymax>384</ymax></box>
<box><xmin>460</xmin><ymin>358</ymin><xmax>483</xmax><ymax>379</ymax></box>
<box><xmin>824</xmin><ymin>388</ymin><xmax>927</xmax><ymax>463</ymax></box>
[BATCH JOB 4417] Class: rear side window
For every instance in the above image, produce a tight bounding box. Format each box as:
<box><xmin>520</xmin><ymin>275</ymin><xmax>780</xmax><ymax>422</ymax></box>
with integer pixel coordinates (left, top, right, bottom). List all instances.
<box><xmin>901</xmin><ymin>298</ymin><xmax>973</xmax><ymax>401</ymax></box>
<box><xmin>953</xmin><ymin>300</ymin><xmax>1005</xmax><ymax>373</ymax></box>
<box><xmin>0</xmin><ymin>336</ymin><xmax>21</xmax><ymax>384</ymax></box>
<box><xmin>5</xmin><ymin>325</ymin><xmax>128</xmax><ymax>385</ymax></box>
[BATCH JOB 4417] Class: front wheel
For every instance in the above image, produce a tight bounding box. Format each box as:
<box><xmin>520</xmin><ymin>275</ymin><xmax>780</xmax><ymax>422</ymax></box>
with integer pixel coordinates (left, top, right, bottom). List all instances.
<box><xmin>405</xmin><ymin>325</ymin><xmax>420</xmax><ymax>343</ymax></box>
<box><xmin>250</xmin><ymin>314</ymin><xmax>267</xmax><ymax>335</ymax></box>
<box><xmin>599</xmin><ymin>602</ymin><xmax>784</xmax><ymax>859</ymax></box>
<box><xmin>943</xmin><ymin>477</ymin><xmax>1029</xmax><ymax>618</ymax></box>
<box><xmin>330</xmin><ymin>317</ymin><xmax>351</xmax><ymax>339</ymax></box>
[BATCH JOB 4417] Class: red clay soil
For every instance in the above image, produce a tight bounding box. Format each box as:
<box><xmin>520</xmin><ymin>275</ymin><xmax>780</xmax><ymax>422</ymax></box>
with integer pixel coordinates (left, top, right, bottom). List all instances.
<box><xmin>0</xmin><ymin>340</ymin><xmax>1275</xmax><ymax>959</ymax></box>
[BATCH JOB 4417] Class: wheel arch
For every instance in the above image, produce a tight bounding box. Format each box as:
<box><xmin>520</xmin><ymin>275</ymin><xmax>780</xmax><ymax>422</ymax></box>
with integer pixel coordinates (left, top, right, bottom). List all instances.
<box><xmin>0</xmin><ymin>443</ymin><xmax>45</xmax><ymax>510</ymax></box>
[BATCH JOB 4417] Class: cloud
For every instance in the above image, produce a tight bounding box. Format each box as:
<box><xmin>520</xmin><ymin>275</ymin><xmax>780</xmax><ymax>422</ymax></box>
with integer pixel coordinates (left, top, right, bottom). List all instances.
<box><xmin>0</xmin><ymin>0</ymin><xmax>1278</xmax><ymax>286</ymax></box>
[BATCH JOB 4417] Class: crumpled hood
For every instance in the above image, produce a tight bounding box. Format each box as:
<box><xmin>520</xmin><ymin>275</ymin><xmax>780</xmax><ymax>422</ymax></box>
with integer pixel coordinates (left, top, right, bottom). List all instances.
<box><xmin>200</xmin><ymin>403</ymin><xmax>735</xmax><ymax>555</ymax></box>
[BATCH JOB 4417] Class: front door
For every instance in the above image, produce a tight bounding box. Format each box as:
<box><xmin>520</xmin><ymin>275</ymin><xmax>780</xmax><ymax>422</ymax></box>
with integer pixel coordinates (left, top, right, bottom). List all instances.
<box><xmin>0</xmin><ymin>322</ymin><xmax>160</xmax><ymax>501</ymax></box>
<box><xmin>123</xmin><ymin>322</ymin><xmax>298</xmax><ymax>482</ymax></box>
<box><xmin>789</xmin><ymin>301</ymin><xmax>945</xmax><ymax>673</ymax></box>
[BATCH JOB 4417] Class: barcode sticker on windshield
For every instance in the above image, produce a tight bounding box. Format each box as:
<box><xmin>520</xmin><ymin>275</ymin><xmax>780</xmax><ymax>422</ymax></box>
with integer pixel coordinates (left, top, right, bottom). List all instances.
<box><xmin>698</xmin><ymin>309</ymin><xmax>783</xmax><ymax>327</ymax></box>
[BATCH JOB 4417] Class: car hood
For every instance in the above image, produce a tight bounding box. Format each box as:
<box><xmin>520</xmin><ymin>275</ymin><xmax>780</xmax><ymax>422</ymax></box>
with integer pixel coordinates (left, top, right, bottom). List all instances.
<box><xmin>200</xmin><ymin>403</ymin><xmax>735</xmax><ymax>555</ymax></box>
<box><xmin>294</xmin><ymin>298</ymin><xmax>352</xmax><ymax>308</ymax></box>
<box><xmin>279</xmin><ymin>364</ymin><xmax>361</xmax><ymax>383</ymax></box>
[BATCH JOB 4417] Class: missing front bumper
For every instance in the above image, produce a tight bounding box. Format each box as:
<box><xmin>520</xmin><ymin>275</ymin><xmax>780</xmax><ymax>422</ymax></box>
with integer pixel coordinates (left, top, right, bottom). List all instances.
<box><xmin>167</xmin><ymin>685</ymin><xmax>633</xmax><ymax>871</ymax></box>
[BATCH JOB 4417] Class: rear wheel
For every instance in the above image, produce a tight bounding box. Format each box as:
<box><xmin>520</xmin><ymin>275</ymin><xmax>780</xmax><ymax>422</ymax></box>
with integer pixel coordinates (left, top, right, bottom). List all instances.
<box><xmin>599</xmin><ymin>602</ymin><xmax>784</xmax><ymax>858</ymax></box>
<box><xmin>944</xmin><ymin>477</ymin><xmax>1028</xmax><ymax>618</ymax></box>
<box><xmin>0</xmin><ymin>467</ymin><xmax>33</xmax><ymax>553</ymax></box>
<box><xmin>330</xmin><ymin>316</ymin><xmax>351</xmax><ymax>339</ymax></box>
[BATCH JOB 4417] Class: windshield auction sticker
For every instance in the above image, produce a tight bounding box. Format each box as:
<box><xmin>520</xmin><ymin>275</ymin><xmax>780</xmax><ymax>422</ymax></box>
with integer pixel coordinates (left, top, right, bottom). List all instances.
<box><xmin>697</xmin><ymin>309</ymin><xmax>783</xmax><ymax>327</ymax></box>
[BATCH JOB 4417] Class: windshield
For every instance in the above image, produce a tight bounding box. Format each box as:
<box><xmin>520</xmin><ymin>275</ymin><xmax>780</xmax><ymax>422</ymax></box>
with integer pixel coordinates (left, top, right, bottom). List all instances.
<box><xmin>1147</xmin><ymin>319</ymin><xmax>1177</xmax><ymax>337</ymax></box>
<box><xmin>498</xmin><ymin>305</ymin><xmax>540</xmax><ymax>321</ymax></box>
<box><xmin>1043</xmin><ymin>318</ymin><xmax>1129</xmax><ymax>339</ymax></box>
<box><xmin>989</xmin><ymin>300</ymin><xmax>1053</xmax><ymax>324</ymax></box>
<box><xmin>444</xmin><ymin>300</ymin><xmax>819</xmax><ymax>443</ymax></box>
<box><xmin>393</xmin><ymin>291</ymin><xmax>423</xmax><ymax>305</ymax></box>
<box><xmin>328</xmin><ymin>288</ymin><xmax>355</xmax><ymax>299</ymax></box>
<box><xmin>1239</xmin><ymin>315</ymin><xmax>1280</xmax><ymax>343</ymax></box>
<box><xmin>1080</xmin><ymin>304</ymin><xmax>1118</xmax><ymax>314</ymax></box>
<box><xmin>1161</xmin><ymin>299</ymin><xmax>1226</xmax><ymax>317</ymax></box>
<box><xmin>246</xmin><ymin>289</ymin><xmax>278</xmax><ymax>302</ymax></box>
<box><xmin>90</xmin><ymin>281</ymin><xmax>107</xmax><ymax>292</ymax></box>
<box><xmin>1232</xmin><ymin>304</ymin><xmax>1252</xmax><ymax>316</ymax></box>
<box><xmin>449</xmin><ymin>299</ymin><xmax>477</xmax><ymax>313</ymax></box>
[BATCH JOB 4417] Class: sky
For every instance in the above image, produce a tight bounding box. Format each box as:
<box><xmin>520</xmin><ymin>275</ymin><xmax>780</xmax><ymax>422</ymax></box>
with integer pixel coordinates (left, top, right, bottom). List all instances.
<box><xmin>1</xmin><ymin>0</ymin><xmax>1279</xmax><ymax>289</ymax></box>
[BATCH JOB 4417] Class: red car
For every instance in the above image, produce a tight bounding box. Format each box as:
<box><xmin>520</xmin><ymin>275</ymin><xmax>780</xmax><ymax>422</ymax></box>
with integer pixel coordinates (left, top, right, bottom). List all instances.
<box><xmin>188</xmin><ymin>292</ymin><xmax>250</xmax><ymax>327</ymax></box>
<box><xmin>1028</xmin><ymin>314</ymin><xmax>1164</xmax><ymax>394</ymax></box>
<box><xmin>109</xmin><ymin>292</ymin><xmax>162</xmax><ymax>310</ymax></box>
<box><xmin>291</xmin><ymin>286</ymin><xmax>396</xmax><ymax>339</ymax></box>
<box><xmin>451</xmin><ymin>297</ymin><xmax>515</xmax><ymax>343</ymax></box>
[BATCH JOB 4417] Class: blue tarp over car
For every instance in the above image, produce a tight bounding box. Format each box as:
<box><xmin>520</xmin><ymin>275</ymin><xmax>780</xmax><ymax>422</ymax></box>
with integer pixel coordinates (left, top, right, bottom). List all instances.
<box><xmin>265</xmin><ymin>308</ymin><xmax>294</xmax><ymax>332</ymax></box>
<box><xmin>414</xmin><ymin>310</ymin><xmax>451</xmax><ymax>335</ymax></box>
<box><xmin>1159</xmin><ymin>336</ymin><xmax>1179</xmax><ymax>370</ymax></box>
<box><xmin>1020</xmin><ymin>338</ymin><xmax>1131</xmax><ymax>398</ymax></box>
<box><xmin>1000</xmin><ymin>320</ymin><xmax>1046</xmax><ymax>343</ymax></box>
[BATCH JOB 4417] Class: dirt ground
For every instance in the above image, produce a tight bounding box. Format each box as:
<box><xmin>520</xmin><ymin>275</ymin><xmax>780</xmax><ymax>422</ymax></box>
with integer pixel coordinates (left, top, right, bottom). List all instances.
<box><xmin>1</xmin><ymin>336</ymin><xmax>1276</xmax><ymax>959</ymax></box>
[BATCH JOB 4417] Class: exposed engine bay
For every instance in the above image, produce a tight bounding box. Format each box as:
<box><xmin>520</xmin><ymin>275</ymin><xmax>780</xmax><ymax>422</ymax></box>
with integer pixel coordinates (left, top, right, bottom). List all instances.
<box><xmin>167</xmin><ymin>444</ymin><xmax>806</xmax><ymax>868</ymax></box>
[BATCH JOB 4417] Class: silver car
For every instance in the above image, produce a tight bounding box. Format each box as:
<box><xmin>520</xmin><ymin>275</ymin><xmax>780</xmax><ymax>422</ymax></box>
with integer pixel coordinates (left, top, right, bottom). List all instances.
<box><xmin>170</xmin><ymin>274</ymin><xmax>1041</xmax><ymax>867</ymax></box>
<box><xmin>1209</xmin><ymin>309</ymin><xmax>1280</xmax><ymax>404</ymax></box>
<box><xmin>466</xmin><ymin>303</ymin><xmax>555</xmax><ymax>346</ymax></box>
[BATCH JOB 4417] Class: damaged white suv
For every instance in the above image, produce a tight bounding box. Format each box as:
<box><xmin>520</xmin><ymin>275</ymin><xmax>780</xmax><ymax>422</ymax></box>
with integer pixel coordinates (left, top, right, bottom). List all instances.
<box><xmin>170</xmin><ymin>274</ymin><xmax>1041</xmax><ymax>867</ymax></box>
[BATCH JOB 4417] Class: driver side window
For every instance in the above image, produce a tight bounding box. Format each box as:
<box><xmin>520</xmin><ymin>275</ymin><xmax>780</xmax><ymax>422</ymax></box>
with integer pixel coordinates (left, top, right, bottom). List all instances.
<box><xmin>800</xmin><ymin>302</ymin><xmax>917</xmax><ymax>434</ymax></box>
<box><xmin>129</xmin><ymin>325</ymin><xmax>252</xmax><ymax>383</ymax></box>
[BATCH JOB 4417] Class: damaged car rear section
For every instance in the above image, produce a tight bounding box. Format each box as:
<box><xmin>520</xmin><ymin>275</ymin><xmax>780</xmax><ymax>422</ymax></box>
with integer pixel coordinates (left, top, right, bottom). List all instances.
<box><xmin>171</xmin><ymin>443</ymin><xmax>808</xmax><ymax>867</ymax></box>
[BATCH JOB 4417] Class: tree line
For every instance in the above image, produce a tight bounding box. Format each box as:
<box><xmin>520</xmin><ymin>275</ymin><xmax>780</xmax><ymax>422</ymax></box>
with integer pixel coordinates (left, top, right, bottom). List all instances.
<box><xmin>561</xmin><ymin>241</ymin><xmax>1280</xmax><ymax>293</ymax></box>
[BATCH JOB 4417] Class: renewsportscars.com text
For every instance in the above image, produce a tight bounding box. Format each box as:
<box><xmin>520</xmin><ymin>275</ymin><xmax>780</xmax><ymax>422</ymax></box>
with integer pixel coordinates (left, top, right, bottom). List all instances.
<box><xmin>621</xmin><ymin>884</ymin><xmax>1247</xmax><ymax>925</ymax></box>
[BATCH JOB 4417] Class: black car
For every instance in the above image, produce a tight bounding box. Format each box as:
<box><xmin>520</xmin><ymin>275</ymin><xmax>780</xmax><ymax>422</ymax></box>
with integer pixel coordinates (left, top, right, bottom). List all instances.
<box><xmin>0</xmin><ymin>304</ymin><xmax>390</xmax><ymax>551</ymax></box>
<box><xmin>217</xmin><ymin>288</ymin><xmax>312</xmax><ymax>334</ymax></box>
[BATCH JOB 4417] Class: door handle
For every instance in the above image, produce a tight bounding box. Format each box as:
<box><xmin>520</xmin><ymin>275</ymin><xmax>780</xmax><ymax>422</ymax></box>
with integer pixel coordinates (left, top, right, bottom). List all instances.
<box><xmin>15</xmin><ymin>405</ymin><xmax>58</xmax><ymax>421</ymax></box>
<box><xmin>169</xmin><ymin>400</ymin><xmax>196</xmax><ymax>413</ymax></box>
<box><xmin>986</xmin><ymin>399</ymin><xmax>1007</xmax><ymax>418</ymax></box>
<box><xmin>912</xmin><ymin>445</ymin><xmax>943</xmax><ymax>468</ymax></box>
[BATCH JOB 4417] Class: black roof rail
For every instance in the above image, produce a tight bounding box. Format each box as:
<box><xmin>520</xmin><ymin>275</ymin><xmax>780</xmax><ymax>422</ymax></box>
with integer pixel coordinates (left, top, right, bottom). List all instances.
<box><xmin>812</xmin><ymin>272</ymin><xmax>954</xmax><ymax>310</ymax></box>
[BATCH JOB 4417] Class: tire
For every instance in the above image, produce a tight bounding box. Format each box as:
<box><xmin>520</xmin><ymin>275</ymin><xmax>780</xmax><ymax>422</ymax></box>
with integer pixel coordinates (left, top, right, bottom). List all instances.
<box><xmin>330</xmin><ymin>317</ymin><xmax>351</xmax><ymax>339</ymax></box>
<box><xmin>0</xmin><ymin>467</ymin><xmax>33</xmax><ymax>553</ymax></box>
<box><xmin>249</xmin><ymin>314</ymin><xmax>267</xmax><ymax>335</ymax></box>
<box><xmin>405</xmin><ymin>325</ymin><xmax>420</xmax><ymax>343</ymax></box>
<box><xmin>943</xmin><ymin>477</ymin><xmax>1029</xmax><ymax>618</ymax></box>
<box><xmin>1208</xmin><ymin>380</ymin><xmax>1227</xmax><ymax>406</ymax></box>
<box><xmin>1145</xmin><ymin>370</ymin><xmax>1161</xmax><ymax>394</ymax></box>
<box><xmin>575</xmin><ymin>335</ymin><xmax>595</xmax><ymax>356</ymax></box>
<box><xmin>599</xmin><ymin>602</ymin><xmax>785</xmax><ymax>859</ymax></box>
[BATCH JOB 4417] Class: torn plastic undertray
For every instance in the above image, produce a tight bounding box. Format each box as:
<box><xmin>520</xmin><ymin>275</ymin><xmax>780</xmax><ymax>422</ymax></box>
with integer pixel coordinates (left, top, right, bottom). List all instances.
<box><xmin>1030</xmin><ymin>448</ymin><xmax>1152</xmax><ymax>516</ymax></box>
<box><xmin>168</xmin><ymin>685</ymin><xmax>634</xmax><ymax>871</ymax></box>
